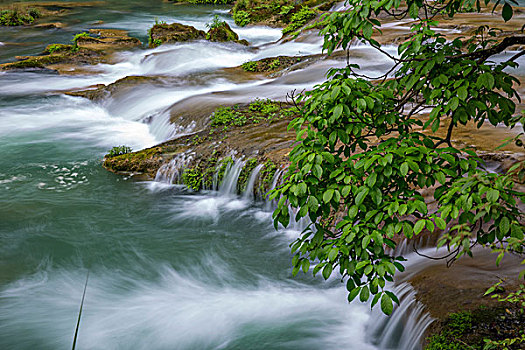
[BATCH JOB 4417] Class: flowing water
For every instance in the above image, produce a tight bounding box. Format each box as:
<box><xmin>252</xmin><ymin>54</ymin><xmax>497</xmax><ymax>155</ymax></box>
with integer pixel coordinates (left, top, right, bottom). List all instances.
<box><xmin>0</xmin><ymin>1</ymin><xmax>435</xmax><ymax>349</ymax></box>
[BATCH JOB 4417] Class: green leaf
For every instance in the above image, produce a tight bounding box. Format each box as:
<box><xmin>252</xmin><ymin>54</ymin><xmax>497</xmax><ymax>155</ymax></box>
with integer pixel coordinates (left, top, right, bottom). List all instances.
<box><xmin>435</xmin><ymin>217</ymin><xmax>446</xmax><ymax>230</ymax></box>
<box><xmin>366</xmin><ymin>172</ymin><xmax>377</xmax><ymax>187</ymax></box>
<box><xmin>322</xmin><ymin>264</ymin><xmax>333</xmax><ymax>280</ymax></box>
<box><xmin>301</xmin><ymin>259</ymin><xmax>310</xmax><ymax>273</ymax></box>
<box><xmin>449</xmin><ymin>97</ymin><xmax>459</xmax><ymax>111</ymax></box>
<box><xmin>359</xmin><ymin>285</ymin><xmax>370</xmax><ymax>302</ymax></box>
<box><xmin>400</xmin><ymin>162</ymin><xmax>409</xmax><ymax>176</ymax></box>
<box><xmin>355</xmin><ymin>187</ymin><xmax>370</xmax><ymax>206</ymax></box>
<box><xmin>487</xmin><ymin>189</ymin><xmax>500</xmax><ymax>203</ymax></box>
<box><xmin>323</xmin><ymin>189</ymin><xmax>334</xmax><ymax>203</ymax></box>
<box><xmin>502</xmin><ymin>2</ymin><xmax>513</xmax><ymax>21</ymax></box>
<box><xmin>381</xmin><ymin>293</ymin><xmax>394</xmax><ymax>315</ymax></box>
<box><xmin>333</xmin><ymin>104</ymin><xmax>343</xmax><ymax>119</ymax></box>
<box><xmin>414</xmin><ymin>220</ymin><xmax>425</xmax><ymax>234</ymax></box>
<box><xmin>347</xmin><ymin>287</ymin><xmax>360</xmax><ymax>302</ymax></box>
<box><xmin>328</xmin><ymin>247</ymin><xmax>339</xmax><ymax>261</ymax></box>
<box><xmin>500</xmin><ymin>216</ymin><xmax>510</xmax><ymax>234</ymax></box>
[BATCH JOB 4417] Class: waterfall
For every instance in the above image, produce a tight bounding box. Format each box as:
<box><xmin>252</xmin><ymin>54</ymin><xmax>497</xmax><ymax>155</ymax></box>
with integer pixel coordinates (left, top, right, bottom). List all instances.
<box><xmin>368</xmin><ymin>283</ymin><xmax>434</xmax><ymax>350</ymax></box>
<box><xmin>154</xmin><ymin>152</ymin><xmax>194</xmax><ymax>184</ymax></box>
<box><xmin>242</xmin><ymin>164</ymin><xmax>265</xmax><ymax>200</ymax></box>
<box><xmin>218</xmin><ymin>159</ymin><xmax>246</xmax><ymax>196</ymax></box>
<box><xmin>264</xmin><ymin>168</ymin><xmax>283</xmax><ymax>210</ymax></box>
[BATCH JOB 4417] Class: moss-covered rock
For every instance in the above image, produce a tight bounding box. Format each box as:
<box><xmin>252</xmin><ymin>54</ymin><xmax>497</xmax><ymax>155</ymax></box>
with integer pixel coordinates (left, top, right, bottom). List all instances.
<box><xmin>241</xmin><ymin>56</ymin><xmax>304</xmax><ymax>73</ymax></box>
<box><xmin>425</xmin><ymin>306</ymin><xmax>525</xmax><ymax>349</ymax></box>
<box><xmin>103</xmin><ymin>147</ymin><xmax>165</xmax><ymax>178</ymax></box>
<box><xmin>148</xmin><ymin>22</ymin><xmax>205</xmax><ymax>48</ymax></box>
<box><xmin>0</xmin><ymin>29</ymin><xmax>141</xmax><ymax>73</ymax></box>
<box><xmin>206</xmin><ymin>22</ymin><xmax>248</xmax><ymax>45</ymax></box>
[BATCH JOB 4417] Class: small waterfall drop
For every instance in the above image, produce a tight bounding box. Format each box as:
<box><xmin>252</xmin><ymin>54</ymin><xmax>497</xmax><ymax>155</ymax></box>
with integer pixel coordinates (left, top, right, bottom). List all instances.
<box><xmin>368</xmin><ymin>283</ymin><xmax>434</xmax><ymax>350</ymax></box>
<box><xmin>154</xmin><ymin>152</ymin><xmax>194</xmax><ymax>184</ymax></box>
<box><xmin>218</xmin><ymin>159</ymin><xmax>246</xmax><ymax>196</ymax></box>
<box><xmin>242</xmin><ymin>164</ymin><xmax>264</xmax><ymax>200</ymax></box>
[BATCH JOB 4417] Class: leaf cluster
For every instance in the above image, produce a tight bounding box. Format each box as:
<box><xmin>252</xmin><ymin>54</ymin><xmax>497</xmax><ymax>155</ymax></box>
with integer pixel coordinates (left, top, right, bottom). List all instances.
<box><xmin>271</xmin><ymin>0</ymin><xmax>525</xmax><ymax>314</ymax></box>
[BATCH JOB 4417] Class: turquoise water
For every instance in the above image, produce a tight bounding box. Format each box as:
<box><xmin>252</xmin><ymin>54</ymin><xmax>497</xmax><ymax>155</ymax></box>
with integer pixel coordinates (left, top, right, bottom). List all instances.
<box><xmin>0</xmin><ymin>2</ymin><xmax>397</xmax><ymax>349</ymax></box>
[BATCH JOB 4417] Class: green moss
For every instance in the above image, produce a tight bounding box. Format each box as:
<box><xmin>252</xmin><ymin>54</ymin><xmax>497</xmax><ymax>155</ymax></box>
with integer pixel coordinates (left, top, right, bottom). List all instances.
<box><xmin>241</xmin><ymin>61</ymin><xmax>258</xmax><ymax>72</ymax></box>
<box><xmin>426</xmin><ymin>312</ymin><xmax>473</xmax><ymax>350</ymax></box>
<box><xmin>182</xmin><ymin>167</ymin><xmax>203</xmax><ymax>191</ymax></box>
<box><xmin>72</xmin><ymin>32</ymin><xmax>91</xmax><ymax>50</ymax></box>
<box><xmin>211</xmin><ymin>99</ymin><xmax>296</xmax><ymax>130</ymax></box>
<box><xmin>233</xmin><ymin>10</ymin><xmax>251</xmax><ymax>26</ymax></box>
<box><xmin>5</xmin><ymin>54</ymin><xmax>65</xmax><ymax>69</ymax></box>
<box><xmin>0</xmin><ymin>8</ymin><xmax>40</xmax><ymax>26</ymax></box>
<box><xmin>45</xmin><ymin>44</ymin><xmax>73</xmax><ymax>54</ymax></box>
<box><xmin>237</xmin><ymin>158</ymin><xmax>258</xmax><ymax>193</ymax></box>
<box><xmin>211</xmin><ymin>106</ymin><xmax>247</xmax><ymax>127</ymax></box>
<box><xmin>425</xmin><ymin>307</ymin><xmax>525</xmax><ymax>350</ymax></box>
<box><xmin>258</xmin><ymin>159</ymin><xmax>278</xmax><ymax>195</ymax></box>
<box><xmin>240</xmin><ymin>56</ymin><xmax>303</xmax><ymax>73</ymax></box>
<box><xmin>169</xmin><ymin>0</ymin><xmax>233</xmax><ymax>4</ymax></box>
<box><xmin>268</xmin><ymin>58</ymin><xmax>280</xmax><ymax>70</ymax></box>
<box><xmin>282</xmin><ymin>6</ymin><xmax>316</xmax><ymax>35</ymax></box>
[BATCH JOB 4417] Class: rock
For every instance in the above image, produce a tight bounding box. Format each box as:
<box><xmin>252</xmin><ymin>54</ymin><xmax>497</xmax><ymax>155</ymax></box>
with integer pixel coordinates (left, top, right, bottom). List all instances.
<box><xmin>0</xmin><ymin>29</ymin><xmax>141</xmax><ymax>74</ymax></box>
<box><xmin>148</xmin><ymin>22</ymin><xmax>205</xmax><ymax>48</ymax></box>
<box><xmin>205</xmin><ymin>22</ymin><xmax>248</xmax><ymax>45</ymax></box>
<box><xmin>34</xmin><ymin>22</ymin><xmax>65</xmax><ymax>29</ymax></box>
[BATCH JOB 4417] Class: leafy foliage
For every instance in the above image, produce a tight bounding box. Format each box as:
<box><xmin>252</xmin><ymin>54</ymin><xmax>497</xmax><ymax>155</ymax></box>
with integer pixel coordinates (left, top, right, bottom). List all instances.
<box><xmin>233</xmin><ymin>10</ymin><xmax>251</xmax><ymax>26</ymax></box>
<box><xmin>107</xmin><ymin>146</ymin><xmax>133</xmax><ymax>157</ymax></box>
<box><xmin>211</xmin><ymin>99</ymin><xmax>295</xmax><ymax>129</ymax></box>
<box><xmin>72</xmin><ymin>32</ymin><xmax>90</xmax><ymax>50</ymax></box>
<box><xmin>0</xmin><ymin>8</ymin><xmax>40</xmax><ymax>26</ymax></box>
<box><xmin>206</xmin><ymin>14</ymin><xmax>226</xmax><ymax>30</ymax></box>
<box><xmin>271</xmin><ymin>0</ymin><xmax>525</xmax><ymax>314</ymax></box>
<box><xmin>282</xmin><ymin>6</ymin><xmax>316</xmax><ymax>34</ymax></box>
<box><xmin>241</xmin><ymin>61</ymin><xmax>258</xmax><ymax>71</ymax></box>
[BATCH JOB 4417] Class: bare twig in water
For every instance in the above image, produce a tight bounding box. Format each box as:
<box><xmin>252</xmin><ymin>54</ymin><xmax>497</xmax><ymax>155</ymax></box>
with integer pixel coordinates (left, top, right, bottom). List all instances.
<box><xmin>72</xmin><ymin>270</ymin><xmax>89</xmax><ymax>350</ymax></box>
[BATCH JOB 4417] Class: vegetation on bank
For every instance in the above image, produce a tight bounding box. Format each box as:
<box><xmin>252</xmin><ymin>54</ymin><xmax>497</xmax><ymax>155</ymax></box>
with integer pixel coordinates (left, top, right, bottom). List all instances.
<box><xmin>210</xmin><ymin>99</ymin><xmax>296</xmax><ymax>129</ymax></box>
<box><xmin>231</xmin><ymin>0</ymin><xmax>331</xmax><ymax>29</ymax></box>
<box><xmin>426</xmin><ymin>303</ymin><xmax>525</xmax><ymax>349</ymax></box>
<box><xmin>0</xmin><ymin>8</ymin><xmax>41</xmax><ymax>26</ymax></box>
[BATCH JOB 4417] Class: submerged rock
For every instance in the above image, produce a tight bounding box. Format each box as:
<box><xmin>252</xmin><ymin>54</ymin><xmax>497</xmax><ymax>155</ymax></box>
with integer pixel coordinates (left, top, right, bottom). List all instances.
<box><xmin>148</xmin><ymin>22</ymin><xmax>205</xmax><ymax>48</ymax></box>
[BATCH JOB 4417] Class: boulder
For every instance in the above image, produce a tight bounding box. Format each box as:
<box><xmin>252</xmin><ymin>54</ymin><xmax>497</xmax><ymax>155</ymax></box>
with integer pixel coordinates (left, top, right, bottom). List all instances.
<box><xmin>206</xmin><ymin>22</ymin><xmax>248</xmax><ymax>45</ymax></box>
<box><xmin>148</xmin><ymin>22</ymin><xmax>205</xmax><ymax>48</ymax></box>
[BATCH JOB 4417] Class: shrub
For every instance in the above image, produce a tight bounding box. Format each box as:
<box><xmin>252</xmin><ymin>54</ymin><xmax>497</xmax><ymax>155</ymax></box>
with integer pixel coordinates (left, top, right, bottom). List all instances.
<box><xmin>211</xmin><ymin>106</ymin><xmax>246</xmax><ymax>127</ymax></box>
<box><xmin>282</xmin><ymin>6</ymin><xmax>316</xmax><ymax>35</ymax></box>
<box><xmin>72</xmin><ymin>32</ymin><xmax>90</xmax><ymax>50</ymax></box>
<box><xmin>106</xmin><ymin>146</ymin><xmax>133</xmax><ymax>157</ymax></box>
<box><xmin>206</xmin><ymin>14</ymin><xmax>226</xmax><ymax>30</ymax></box>
<box><xmin>241</xmin><ymin>61</ymin><xmax>258</xmax><ymax>72</ymax></box>
<box><xmin>233</xmin><ymin>10</ymin><xmax>250</xmax><ymax>27</ymax></box>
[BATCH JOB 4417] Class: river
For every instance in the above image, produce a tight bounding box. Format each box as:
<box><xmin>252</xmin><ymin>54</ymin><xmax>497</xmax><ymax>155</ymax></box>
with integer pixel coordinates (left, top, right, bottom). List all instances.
<box><xmin>0</xmin><ymin>1</ymin><xmax>447</xmax><ymax>349</ymax></box>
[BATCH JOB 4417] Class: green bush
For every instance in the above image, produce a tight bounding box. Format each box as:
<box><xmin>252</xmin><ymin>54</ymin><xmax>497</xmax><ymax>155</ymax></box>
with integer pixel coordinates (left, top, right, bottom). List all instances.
<box><xmin>0</xmin><ymin>9</ymin><xmax>36</xmax><ymax>26</ymax></box>
<box><xmin>72</xmin><ymin>32</ymin><xmax>90</xmax><ymax>50</ymax></box>
<box><xmin>233</xmin><ymin>10</ymin><xmax>250</xmax><ymax>26</ymax></box>
<box><xmin>211</xmin><ymin>106</ymin><xmax>246</xmax><ymax>127</ymax></box>
<box><xmin>241</xmin><ymin>61</ymin><xmax>258</xmax><ymax>72</ymax></box>
<box><xmin>282</xmin><ymin>6</ymin><xmax>316</xmax><ymax>34</ymax></box>
<box><xmin>107</xmin><ymin>146</ymin><xmax>133</xmax><ymax>157</ymax></box>
<box><xmin>206</xmin><ymin>14</ymin><xmax>226</xmax><ymax>30</ymax></box>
